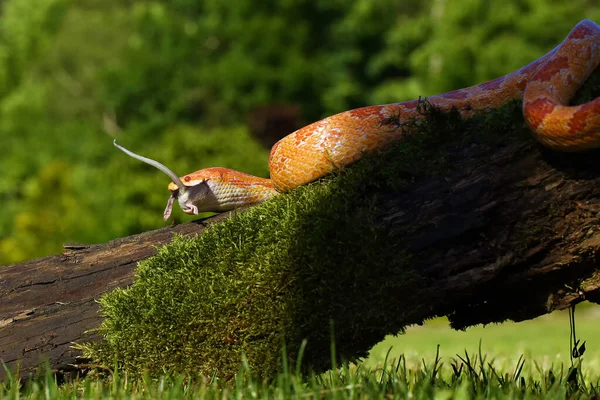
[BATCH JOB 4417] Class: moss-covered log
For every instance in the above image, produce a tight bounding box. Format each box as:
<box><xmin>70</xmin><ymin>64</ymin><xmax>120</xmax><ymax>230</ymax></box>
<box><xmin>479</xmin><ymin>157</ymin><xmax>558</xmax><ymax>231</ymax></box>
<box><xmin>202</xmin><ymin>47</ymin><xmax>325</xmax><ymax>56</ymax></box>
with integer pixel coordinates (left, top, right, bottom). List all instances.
<box><xmin>3</xmin><ymin>97</ymin><xmax>600</xmax><ymax>381</ymax></box>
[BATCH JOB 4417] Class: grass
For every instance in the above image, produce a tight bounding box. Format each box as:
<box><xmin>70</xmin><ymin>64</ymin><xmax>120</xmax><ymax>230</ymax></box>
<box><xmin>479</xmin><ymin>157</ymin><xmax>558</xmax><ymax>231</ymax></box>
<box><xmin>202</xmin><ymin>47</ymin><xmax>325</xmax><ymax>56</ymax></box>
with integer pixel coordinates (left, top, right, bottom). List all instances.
<box><xmin>2</xmin><ymin>363</ymin><xmax>596</xmax><ymax>399</ymax></box>
<box><xmin>4</xmin><ymin>306</ymin><xmax>600</xmax><ymax>398</ymax></box>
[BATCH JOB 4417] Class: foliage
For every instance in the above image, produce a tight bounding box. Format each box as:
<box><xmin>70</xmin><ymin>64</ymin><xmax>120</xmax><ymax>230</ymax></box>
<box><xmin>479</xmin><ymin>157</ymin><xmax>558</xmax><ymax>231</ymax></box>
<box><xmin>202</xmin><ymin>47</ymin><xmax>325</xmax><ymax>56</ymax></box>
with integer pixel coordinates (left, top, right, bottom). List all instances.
<box><xmin>0</xmin><ymin>0</ymin><xmax>599</xmax><ymax>265</ymax></box>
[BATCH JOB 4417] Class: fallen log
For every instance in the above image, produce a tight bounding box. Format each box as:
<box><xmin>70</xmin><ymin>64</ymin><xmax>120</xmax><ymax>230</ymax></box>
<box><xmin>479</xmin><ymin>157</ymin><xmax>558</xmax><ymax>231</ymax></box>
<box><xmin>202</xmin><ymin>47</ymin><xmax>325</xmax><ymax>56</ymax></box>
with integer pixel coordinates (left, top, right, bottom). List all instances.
<box><xmin>2</xmin><ymin>104</ymin><xmax>600</xmax><ymax>381</ymax></box>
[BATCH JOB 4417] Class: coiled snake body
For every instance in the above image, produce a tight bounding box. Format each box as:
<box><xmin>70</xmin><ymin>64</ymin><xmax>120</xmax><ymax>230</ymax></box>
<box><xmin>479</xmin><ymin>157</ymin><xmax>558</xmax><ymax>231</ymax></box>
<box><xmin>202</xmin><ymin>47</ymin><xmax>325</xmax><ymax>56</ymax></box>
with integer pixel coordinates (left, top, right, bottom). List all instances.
<box><xmin>114</xmin><ymin>20</ymin><xmax>600</xmax><ymax>220</ymax></box>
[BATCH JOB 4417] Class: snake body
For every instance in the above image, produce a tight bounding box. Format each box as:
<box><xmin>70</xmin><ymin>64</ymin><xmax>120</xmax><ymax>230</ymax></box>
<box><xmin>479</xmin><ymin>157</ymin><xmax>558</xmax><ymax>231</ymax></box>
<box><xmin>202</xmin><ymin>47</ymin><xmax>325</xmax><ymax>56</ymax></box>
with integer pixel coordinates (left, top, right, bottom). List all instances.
<box><xmin>115</xmin><ymin>20</ymin><xmax>600</xmax><ymax>219</ymax></box>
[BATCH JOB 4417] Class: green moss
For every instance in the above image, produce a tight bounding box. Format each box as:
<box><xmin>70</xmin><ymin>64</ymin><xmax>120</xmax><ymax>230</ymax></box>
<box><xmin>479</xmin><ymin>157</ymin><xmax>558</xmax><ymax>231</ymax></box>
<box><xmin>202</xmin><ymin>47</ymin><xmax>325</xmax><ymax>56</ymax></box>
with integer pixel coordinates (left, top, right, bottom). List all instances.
<box><xmin>85</xmin><ymin>97</ymin><xmax>544</xmax><ymax>380</ymax></box>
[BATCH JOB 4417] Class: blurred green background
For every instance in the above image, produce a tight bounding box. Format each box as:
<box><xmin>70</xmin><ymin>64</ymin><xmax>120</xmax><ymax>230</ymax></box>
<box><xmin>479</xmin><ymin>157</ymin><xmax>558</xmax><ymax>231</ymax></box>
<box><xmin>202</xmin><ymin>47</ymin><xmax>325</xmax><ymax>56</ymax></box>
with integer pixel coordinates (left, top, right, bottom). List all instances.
<box><xmin>1</xmin><ymin>0</ymin><xmax>599</xmax><ymax>265</ymax></box>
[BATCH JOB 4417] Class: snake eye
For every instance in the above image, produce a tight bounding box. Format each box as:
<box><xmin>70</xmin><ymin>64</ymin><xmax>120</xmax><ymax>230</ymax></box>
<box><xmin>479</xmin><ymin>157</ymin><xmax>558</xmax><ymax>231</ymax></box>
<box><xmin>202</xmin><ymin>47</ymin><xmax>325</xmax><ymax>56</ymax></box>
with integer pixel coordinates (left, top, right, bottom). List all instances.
<box><xmin>184</xmin><ymin>176</ymin><xmax>191</xmax><ymax>182</ymax></box>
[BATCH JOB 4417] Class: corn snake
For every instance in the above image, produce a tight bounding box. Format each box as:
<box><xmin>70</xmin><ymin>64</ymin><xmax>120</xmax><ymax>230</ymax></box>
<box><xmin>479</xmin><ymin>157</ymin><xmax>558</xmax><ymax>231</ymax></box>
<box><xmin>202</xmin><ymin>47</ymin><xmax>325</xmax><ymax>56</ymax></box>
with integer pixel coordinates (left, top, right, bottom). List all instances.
<box><xmin>114</xmin><ymin>20</ymin><xmax>600</xmax><ymax>219</ymax></box>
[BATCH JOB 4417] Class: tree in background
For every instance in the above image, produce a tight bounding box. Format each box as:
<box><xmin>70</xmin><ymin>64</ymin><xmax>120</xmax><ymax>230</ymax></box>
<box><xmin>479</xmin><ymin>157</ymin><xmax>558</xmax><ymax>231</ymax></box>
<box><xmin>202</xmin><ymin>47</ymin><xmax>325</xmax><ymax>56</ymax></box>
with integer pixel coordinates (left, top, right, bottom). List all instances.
<box><xmin>0</xmin><ymin>0</ymin><xmax>598</xmax><ymax>264</ymax></box>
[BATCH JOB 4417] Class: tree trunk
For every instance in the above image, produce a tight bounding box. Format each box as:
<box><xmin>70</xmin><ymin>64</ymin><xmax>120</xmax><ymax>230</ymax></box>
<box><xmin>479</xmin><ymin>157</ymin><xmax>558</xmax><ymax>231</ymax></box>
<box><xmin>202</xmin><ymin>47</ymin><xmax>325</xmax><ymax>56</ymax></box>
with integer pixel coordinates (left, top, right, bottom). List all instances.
<box><xmin>1</xmin><ymin>136</ymin><xmax>600</xmax><ymax>381</ymax></box>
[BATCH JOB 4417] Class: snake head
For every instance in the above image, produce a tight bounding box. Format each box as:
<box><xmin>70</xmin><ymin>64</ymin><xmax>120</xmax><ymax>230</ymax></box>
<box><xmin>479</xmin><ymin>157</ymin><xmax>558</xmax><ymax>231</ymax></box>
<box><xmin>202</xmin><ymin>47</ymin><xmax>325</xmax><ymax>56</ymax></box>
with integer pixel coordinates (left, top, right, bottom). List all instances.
<box><xmin>114</xmin><ymin>140</ymin><xmax>276</xmax><ymax>219</ymax></box>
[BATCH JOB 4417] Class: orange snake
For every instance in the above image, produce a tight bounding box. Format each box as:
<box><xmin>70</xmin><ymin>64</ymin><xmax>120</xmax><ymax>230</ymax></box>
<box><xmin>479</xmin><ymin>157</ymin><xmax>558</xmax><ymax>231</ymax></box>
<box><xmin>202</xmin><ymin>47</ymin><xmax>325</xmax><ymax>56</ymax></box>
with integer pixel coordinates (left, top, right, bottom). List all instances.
<box><xmin>114</xmin><ymin>20</ymin><xmax>600</xmax><ymax>220</ymax></box>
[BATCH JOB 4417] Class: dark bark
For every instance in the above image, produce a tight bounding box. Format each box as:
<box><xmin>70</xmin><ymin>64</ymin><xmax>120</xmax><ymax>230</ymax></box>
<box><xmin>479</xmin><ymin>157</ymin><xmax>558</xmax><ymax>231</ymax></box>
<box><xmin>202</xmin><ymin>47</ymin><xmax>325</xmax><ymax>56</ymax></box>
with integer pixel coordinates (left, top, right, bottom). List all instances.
<box><xmin>375</xmin><ymin>139</ymin><xmax>600</xmax><ymax>329</ymax></box>
<box><xmin>1</xmin><ymin>136</ymin><xmax>600</xmax><ymax>381</ymax></box>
